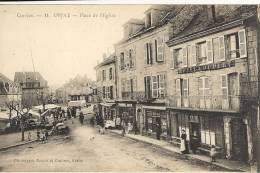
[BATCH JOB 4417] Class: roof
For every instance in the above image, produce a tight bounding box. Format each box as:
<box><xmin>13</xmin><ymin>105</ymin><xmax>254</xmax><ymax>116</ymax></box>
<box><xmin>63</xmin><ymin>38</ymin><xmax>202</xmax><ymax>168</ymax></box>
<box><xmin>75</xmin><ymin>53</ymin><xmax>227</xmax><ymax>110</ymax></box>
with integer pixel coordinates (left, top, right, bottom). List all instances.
<box><xmin>0</xmin><ymin>73</ymin><xmax>19</xmax><ymax>95</ymax></box>
<box><xmin>95</xmin><ymin>54</ymin><xmax>116</xmax><ymax>69</ymax></box>
<box><xmin>168</xmin><ymin>5</ymin><xmax>257</xmax><ymax>43</ymax></box>
<box><xmin>0</xmin><ymin>73</ymin><xmax>13</xmax><ymax>84</ymax></box>
<box><xmin>14</xmin><ymin>72</ymin><xmax>48</xmax><ymax>86</ymax></box>
<box><xmin>116</xmin><ymin>5</ymin><xmax>185</xmax><ymax>45</ymax></box>
<box><xmin>123</xmin><ymin>18</ymin><xmax>144</xmax><ymax>26</ymax></box>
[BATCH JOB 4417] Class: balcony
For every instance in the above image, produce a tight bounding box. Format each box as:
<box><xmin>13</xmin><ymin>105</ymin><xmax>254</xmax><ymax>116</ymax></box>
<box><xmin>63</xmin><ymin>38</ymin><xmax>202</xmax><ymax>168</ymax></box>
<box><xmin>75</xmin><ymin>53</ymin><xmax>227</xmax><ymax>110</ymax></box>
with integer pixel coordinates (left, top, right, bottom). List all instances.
<box><xmin>121</xmin><ymin>91</ymin><xmax>166</xmax><ymax>103</ymax></box>
<box><xmin>166</xmin><ymin>95</ymin><xmax>241</xmax><ymax>112</ymax></box>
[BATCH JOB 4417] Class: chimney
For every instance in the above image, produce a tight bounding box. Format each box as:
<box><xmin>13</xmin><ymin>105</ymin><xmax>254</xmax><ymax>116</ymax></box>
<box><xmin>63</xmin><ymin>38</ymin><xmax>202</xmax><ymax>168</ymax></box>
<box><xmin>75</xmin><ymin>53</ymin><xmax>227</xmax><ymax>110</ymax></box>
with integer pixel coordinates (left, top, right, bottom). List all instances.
<box><xmin>206</xmin><ymin>5</ymin><xmax>216</xmax><ymax>22</ymax></box>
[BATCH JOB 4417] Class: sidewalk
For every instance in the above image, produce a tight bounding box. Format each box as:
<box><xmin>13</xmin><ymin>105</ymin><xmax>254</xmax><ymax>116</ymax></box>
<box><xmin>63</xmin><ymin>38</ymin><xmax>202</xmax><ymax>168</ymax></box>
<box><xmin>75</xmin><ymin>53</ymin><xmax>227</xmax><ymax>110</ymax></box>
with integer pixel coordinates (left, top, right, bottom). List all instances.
<box><xmin>110</xmin><ymin>129</ymin><xmax>251</xmax><ymax>172</ymax></box>
<box><xmin>0</xmin><ymin>130</ymin><xmax>37</xmax><ymax>150</ymax></box>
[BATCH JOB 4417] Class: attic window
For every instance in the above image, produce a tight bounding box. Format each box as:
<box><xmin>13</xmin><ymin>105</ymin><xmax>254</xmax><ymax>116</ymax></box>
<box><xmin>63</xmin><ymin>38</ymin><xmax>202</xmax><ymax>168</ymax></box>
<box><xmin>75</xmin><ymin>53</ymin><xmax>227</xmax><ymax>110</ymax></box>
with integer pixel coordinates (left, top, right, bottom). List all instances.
<box><xmin>146</xmin><ymin>12</ymin><xmax>152</xmax><ymax>28</ymax></box>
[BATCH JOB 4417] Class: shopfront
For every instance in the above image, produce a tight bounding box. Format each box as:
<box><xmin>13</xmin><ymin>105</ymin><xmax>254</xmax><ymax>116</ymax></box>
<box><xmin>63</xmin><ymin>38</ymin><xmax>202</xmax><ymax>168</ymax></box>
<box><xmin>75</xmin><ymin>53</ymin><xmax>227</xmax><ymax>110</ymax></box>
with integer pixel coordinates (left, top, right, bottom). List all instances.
<box><xmin>143</xmin><ymin>106</ymin><xmax>168</xmax><ymax>140</ymax></box>
<box><xmin>115</xmin><ymin>101</ymin><xmax>136</xmax><ymax>132</ymax></box>
<box><xmin>99</xmin><ymin>102</ymin><xmax>116</xmax><ymax>121</ymax></box>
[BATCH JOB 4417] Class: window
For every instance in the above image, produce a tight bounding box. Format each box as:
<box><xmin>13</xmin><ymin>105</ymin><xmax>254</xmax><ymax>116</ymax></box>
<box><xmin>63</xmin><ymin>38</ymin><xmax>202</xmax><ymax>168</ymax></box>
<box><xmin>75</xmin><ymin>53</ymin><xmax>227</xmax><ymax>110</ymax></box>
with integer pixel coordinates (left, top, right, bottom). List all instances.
<box><xmin>197</xmin><ymin>42</ymin><xmax>207</xmax><ymax>64</ymax></box>
<box><xmin>146</xmin><ymin>12</ymin><xmax>152</xmax><ymax>28</ymax></box>
<box><xmin>175</xmin><ymin>78</ymin><xmax>189</xmax><ymax>107</ymax></box>
<box><xmin>102</xmin><ymin>70</ymin><xmax>106</xmax><ymax>81</ymax></box>
<box><xmin>120</xmin><ymin>52</ymin><xmax>125</xmax><ymax>70</ymax></box>
<box><xmin>155</xmin><ymin>37</ymin><xmax>164</xmax><ymax>62</ymax></box>
<box><xmin>221</xmin><ymin>75</ymin><xmax>228</xmax><ymax>99</ymax></box>
<box><xmin>158</xmin><ymin>74</ymin><xmax>166</xmax><ymax>98</ymax></box>
<box><xmin>174</xmin><ymin>48</ymin><xmax>183</xmax><ymax>68</ymax></box>
<box><xmin>129</xmin><ymin>49</ymin><xmax>136</xmax><ymax>69</ymax></box>
<box><xmin>106</xmin><ymin>86</ymin><xmax>110</xmax><ymax>99</ymax></box>
<box><xmin>152</xmin><ymin>76</ymin><xmax>158</xmax><ymax>98</ymax></box>
<box><xmin>145</xmin><ymin>42</ymin><xmax>153</xmax><ymax>64</ymax></box>
<box><xmin>109</xmin><ymin>67</ymin><xmax>113</xmax><ymax>80</ymax></box>
<box><xmin>144</xmin><ymin>76</ymin><xmax>152</xmax><ymax>99</ymax></box>
<box><xmin>110</xmin><ymin>86</ymin><xmax>113</xmax><ymax>99</ymax></box>
<box><xmin>213</xmin><ymin>37</ymin><xmax>220</xmax><ymax>62</ymax></box>
<box><xmin>103</xmin><ymin>86</ymin><xmax>106</xmax><ymax>98</ymax></box>
<box><xmin>199</xmin><ymin>77</ymin><xmax>210</xmax><ymax>96</ymax></box>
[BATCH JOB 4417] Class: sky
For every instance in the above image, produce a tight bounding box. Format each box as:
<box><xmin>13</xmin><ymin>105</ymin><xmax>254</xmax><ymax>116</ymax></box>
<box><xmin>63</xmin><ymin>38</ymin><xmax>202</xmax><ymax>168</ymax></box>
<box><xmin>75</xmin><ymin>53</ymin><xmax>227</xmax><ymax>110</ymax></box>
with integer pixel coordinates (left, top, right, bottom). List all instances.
<box><xmin>0</xmin><ymin>4</ymin><xmax>149</xmax><ymax>87</ymax></box>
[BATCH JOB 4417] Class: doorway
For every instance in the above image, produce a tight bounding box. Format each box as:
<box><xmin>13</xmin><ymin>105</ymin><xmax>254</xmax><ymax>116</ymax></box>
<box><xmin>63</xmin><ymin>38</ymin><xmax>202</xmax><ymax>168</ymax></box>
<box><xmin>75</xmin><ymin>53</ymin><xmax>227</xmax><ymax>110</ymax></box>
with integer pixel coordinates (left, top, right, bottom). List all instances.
<box><xmin>190</xmin><ymin>122</ymin><xmax>201</xmax><ymax>152</ymax></box>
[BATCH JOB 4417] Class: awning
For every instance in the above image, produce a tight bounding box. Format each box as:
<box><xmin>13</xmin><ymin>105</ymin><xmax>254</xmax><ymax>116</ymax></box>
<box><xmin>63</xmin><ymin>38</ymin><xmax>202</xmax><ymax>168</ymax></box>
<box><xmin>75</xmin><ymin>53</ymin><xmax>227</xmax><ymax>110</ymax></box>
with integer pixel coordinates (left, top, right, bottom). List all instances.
<box><xmin>143</xmin><ymin>105</ymin><xmax>166</xmax><ymax>110</ymax></box>
<box><xmin>68</xmin><ymin>100</ymin><xmax>86</xmax><ymax>107</ymax></box>
<box><xmin>99</xmin><ymin>103</ymin><xmax>115</xmax><ymax>107</ymax></box>
<box><xmin>117</xmin><ymin>103</ymin><xmax>132</xmax><ymax>107</ymax></box>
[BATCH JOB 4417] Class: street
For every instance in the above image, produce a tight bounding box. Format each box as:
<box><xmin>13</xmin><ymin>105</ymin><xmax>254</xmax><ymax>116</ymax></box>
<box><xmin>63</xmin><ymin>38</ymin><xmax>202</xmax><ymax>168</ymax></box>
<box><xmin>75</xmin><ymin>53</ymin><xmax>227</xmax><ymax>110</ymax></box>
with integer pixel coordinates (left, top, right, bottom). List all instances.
<box><xmin>0</xmin><ymin>116</ymin><xmax>227</xmax><ymax>172</ymax></box>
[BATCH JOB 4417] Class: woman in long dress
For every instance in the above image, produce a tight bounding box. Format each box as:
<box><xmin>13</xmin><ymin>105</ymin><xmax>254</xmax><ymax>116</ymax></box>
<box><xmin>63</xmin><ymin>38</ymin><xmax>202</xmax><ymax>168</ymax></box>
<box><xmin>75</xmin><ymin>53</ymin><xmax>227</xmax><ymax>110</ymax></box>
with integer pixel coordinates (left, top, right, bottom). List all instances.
<box><xmin>180</xmin><ymin>129</ymin><xmax>189</xmax><ymax>154</ymax></box>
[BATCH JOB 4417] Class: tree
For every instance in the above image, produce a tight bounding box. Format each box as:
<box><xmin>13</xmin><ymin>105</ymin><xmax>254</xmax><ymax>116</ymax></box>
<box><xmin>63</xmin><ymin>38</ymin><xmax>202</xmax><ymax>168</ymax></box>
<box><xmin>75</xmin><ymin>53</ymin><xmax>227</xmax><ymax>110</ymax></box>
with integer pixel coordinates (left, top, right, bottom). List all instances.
<box><xmin>5</xmin><ymin>101</ymin><xmax>30</xmax><ymax>141</ymax></box>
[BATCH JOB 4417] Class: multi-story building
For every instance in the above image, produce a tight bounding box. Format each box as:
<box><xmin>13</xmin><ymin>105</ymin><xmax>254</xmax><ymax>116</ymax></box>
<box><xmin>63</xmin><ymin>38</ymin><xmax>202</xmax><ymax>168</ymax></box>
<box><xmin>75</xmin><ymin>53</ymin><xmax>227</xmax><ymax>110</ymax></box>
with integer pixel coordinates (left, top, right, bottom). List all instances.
<box><xmin>112</xmin><ymin>5</ymin><xmax>259</xmax><ymax>163</ymax></box>
<box><xmin>95</xmin><ymin>54</ymin><xmax>117</xmax><ymax>121</ymax></box>
<box><xmin>166</xmin><ymin>5</ymin><xmax>258</xmax><ymax>162</ymax></box>
<box><xmin>14</xmin><ymin>72</ymin><xmax>48</xmax><ymax>108</ymax></box>
<box><xmin>0</xmin><ymin>73</ymin><xmax>22</xmax><ymax>109</ymax></box>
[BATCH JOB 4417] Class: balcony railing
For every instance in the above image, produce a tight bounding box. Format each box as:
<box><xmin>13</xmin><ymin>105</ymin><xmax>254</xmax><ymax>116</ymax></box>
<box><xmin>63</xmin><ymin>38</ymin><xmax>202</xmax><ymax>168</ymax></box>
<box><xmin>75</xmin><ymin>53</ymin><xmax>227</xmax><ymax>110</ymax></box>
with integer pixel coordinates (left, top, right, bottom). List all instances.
<box><xmin>166</xmin><ymin>95</ymin><xmax>241</xmax><ymax>112</ymax></box>
<box><xmin>121</xmin><ymin>91</ymin><xmax>166</xmax><ymax>102</ymax></box>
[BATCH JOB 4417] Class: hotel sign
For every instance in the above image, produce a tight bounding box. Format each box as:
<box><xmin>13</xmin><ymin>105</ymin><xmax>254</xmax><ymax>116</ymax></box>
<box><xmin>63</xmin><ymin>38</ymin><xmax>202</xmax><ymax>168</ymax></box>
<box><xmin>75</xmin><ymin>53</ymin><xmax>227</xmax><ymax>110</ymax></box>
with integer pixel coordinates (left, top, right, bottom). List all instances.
<box><xmin>178</xmin><ymin>60</ymin><xmax>235</xmax><ymax>74</ymax></box>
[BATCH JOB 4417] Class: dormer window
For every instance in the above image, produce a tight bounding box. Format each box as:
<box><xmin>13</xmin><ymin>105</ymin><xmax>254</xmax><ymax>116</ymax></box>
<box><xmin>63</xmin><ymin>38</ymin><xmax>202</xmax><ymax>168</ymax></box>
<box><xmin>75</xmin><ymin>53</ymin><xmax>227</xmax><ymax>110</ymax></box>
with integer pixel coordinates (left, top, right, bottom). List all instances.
<box><xmin>145</xmin><ymin>12</ymin><xmax>152</xmax><ymax>28</ymax></box>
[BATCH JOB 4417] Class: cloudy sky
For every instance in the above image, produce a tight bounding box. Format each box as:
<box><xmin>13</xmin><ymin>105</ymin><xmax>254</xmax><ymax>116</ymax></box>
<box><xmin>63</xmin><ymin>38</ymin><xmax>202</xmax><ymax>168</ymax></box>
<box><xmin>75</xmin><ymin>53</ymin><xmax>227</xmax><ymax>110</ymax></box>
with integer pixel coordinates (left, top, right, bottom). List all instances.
<box><xmin>0</xmin><ymin>4</ymin><xmax>149</xmax><ymax>86</ymax></box>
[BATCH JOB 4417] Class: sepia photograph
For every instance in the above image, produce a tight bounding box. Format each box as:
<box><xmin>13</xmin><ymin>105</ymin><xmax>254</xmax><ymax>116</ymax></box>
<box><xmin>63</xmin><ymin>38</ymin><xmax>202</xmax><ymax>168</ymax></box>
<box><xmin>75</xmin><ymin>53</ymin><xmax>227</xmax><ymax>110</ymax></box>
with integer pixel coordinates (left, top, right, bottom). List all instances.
<box><xmin>0</xmin><ymin>1</ymin><xmax>260</xmax><ymax>172</ymax></box>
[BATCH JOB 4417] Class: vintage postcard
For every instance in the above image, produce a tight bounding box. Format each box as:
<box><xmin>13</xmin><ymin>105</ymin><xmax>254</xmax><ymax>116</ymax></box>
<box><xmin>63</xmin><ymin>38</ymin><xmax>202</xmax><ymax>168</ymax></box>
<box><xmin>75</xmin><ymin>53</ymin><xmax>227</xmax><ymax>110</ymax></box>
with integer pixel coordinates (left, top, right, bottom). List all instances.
<box><xmin>0</xmin><ymin>2</ymin><xmax>259</xmax><ymax>172</ymax></box>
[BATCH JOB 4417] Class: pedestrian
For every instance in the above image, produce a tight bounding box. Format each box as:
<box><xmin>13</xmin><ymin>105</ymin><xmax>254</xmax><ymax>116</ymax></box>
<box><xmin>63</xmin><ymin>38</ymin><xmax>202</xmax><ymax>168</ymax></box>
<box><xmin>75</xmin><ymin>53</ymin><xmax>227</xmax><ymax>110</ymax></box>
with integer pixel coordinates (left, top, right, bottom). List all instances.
<box><xmin>28</xmin><ymin>131</ymin><xmax>31</xmax><ymax>141</ymax></box>
<box><xmin>180</xmin><ymin>129</ymin><xmax>189</xmax><ymax>154</ymax></box>
<box><xmin>45</xmin><ymin>129</ymin><xmax>48</xmax><ymax>140</ymax></box>
<box><xmin>79</xmin><ymin>111</ymin><xmax>84</xmax><ymax>125</ymax></box>
<box><xmin>67</xmin><ymin>107</ymin><xmax>71</xmax><ymax>119</ymax></box>
<box><xmin>210</xmin><ymin>145</ymin><xmax>217</xmax><ymax>162</ymax></box>
<box><xmin>37</xmin><ymin>129</ymin><xmax>40</xmax><ymax>141</ymax></box>
<box><xmin>155</xmin><ymin>122</ymin><xmax>161</xmax><ymax>140</ymax></box>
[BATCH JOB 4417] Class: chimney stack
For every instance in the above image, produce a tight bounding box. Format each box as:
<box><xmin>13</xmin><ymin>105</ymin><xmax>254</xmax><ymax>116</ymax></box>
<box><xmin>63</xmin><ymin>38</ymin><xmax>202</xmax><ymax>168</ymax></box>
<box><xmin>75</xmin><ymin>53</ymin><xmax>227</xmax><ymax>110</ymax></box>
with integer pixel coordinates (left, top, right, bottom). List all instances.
<box><xmin>206</xmin><ymin>5</ymin><xmax>216</xmax><ymax>22</ymax></box>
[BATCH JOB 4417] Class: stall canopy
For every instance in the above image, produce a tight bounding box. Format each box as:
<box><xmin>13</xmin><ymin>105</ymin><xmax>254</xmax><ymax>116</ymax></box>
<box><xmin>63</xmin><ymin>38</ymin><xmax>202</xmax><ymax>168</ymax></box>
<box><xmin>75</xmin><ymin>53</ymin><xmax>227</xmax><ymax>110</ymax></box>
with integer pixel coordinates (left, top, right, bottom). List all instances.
<box><xmin>34</xmin><ymin>104</ymin><xmax>61</xmax><ymax>110</ymax></box>
<box><xmin>68</xmin><ymin>100</ymin><xmax>86</xmax><ymax>107</ymax></box>
<box><xmin>99</xmin><ymin>103</ymin><xmax>115</xmax><ymax>107</ymax></box>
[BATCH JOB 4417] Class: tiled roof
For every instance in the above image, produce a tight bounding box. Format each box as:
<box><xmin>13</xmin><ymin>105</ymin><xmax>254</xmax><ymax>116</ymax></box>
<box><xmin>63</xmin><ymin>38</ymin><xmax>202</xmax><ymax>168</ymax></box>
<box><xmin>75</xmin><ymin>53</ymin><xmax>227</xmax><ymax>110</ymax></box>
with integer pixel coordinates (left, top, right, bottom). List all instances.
<box><xmin>170</xmin><ymin>5</ymin><xmax>257</xmax><ymax>40</ymax></box>
<box><xmin>95</xmin><ymin>54</ymin><xmax>116</xmax><ymax>69</ymax></box>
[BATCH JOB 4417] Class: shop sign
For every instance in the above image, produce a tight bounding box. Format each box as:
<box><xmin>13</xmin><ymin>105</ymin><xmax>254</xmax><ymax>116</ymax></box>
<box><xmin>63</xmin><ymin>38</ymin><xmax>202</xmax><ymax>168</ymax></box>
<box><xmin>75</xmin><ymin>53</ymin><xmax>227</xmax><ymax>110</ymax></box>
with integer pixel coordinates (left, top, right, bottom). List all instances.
<box><xmin>178</xmin><ymin>60</ymin><xmax>235</xmax><ymax>74</ymax></box>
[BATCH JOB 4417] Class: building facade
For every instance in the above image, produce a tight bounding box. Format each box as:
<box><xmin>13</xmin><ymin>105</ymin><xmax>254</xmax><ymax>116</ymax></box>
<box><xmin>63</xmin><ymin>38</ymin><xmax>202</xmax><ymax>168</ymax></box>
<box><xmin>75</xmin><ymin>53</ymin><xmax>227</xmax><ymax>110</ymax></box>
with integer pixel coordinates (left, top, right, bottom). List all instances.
<box><xmin>95</xmin><ymin>54</ymin><xmax>117</xmax><ymax>122</ymax></box>
<box><xmin>14</xmin><ymin>72</ymin><xmax>48</xmax><ymax>108</ymax></box>
<box><xmin>166</xmin><ymin>5</ymin><xmax>258</xmax><ymax>162</ymax></box>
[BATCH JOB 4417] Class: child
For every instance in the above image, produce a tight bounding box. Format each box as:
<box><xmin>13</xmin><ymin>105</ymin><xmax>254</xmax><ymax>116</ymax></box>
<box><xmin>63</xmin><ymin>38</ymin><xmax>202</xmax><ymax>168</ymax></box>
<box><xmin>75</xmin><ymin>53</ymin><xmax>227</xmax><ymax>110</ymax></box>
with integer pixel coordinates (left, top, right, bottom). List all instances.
<box><xmin>210</xmin><ymin>145</ymin><xmax>217</xmax><ymax>162</ymax></box>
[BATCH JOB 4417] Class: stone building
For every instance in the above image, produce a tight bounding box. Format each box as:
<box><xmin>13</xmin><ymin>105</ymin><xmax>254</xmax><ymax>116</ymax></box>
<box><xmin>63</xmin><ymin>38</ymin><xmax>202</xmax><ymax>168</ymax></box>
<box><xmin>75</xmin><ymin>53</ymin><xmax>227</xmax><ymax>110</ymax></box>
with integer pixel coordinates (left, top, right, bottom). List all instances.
<box><xmin>14</xmin><ymin>72</ymin><xmax>48</xmax><ymax>108</ymax></box>
<box><xmin>95</xmin><ymin>54</ymin><xmax>117</xmax><ymax>121</ymax></box>
<box><xmin>166</xmin><ymin>5</ymin><xmax>258</xmax><ymax>162</ymax></box>
<box><xmin>0</xmin><ymin>73</ymin><xmax>21</xmax><ymax>109</ymax></box>
<box><xmin>111</xmin><ymin>5</ymin><xmax>259</xmax><ymax>163</ymax></box>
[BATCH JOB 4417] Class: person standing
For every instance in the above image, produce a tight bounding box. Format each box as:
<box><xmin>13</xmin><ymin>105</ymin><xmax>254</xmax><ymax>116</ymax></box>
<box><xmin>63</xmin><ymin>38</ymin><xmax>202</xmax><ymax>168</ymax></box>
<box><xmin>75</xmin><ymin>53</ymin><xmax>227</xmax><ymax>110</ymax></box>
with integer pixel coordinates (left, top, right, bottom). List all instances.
<box><xmin>79</xmin><ymin>112</ymin><xmax>84</xmax><ymax>125</ymax></box>
<box><xmin>156</xmin><ymin>122</ymin><xmax>161</xmax><ymax>140</ymax></box>
<box><xmin>180</xmin><ymin>129</ymin><xmax>189</xmax><ymax>154</ymax></box>
<box><xmin>210</xmin><ymin>145</ymin><xmax>217</xmax><ymax>162</ymax></box>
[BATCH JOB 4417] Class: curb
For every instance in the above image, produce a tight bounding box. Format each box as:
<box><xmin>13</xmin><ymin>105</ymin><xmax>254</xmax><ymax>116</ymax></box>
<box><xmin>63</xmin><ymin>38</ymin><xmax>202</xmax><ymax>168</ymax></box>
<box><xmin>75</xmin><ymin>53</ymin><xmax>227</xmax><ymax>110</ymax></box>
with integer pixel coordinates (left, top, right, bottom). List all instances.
<box><xmin>108</xmin><ymin>130</ymin><xmax>245</xmax><ymax>172</ymax></box>
<box><xmin>0</xmin><ymin>139</ymin><xmax>38</xmax><ymax>152</ymax></box>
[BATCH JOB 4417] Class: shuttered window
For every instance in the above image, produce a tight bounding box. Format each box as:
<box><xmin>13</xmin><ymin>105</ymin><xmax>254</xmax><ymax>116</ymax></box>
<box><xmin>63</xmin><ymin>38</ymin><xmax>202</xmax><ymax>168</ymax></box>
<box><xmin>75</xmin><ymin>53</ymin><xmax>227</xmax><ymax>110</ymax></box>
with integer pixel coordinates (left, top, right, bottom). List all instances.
<box><xmin>182</xmin><ymin>46</ymin><xmax>187</xmax><ymax>67</ymax></box>
<box><xmin>221</xmin><ymin>75</ymin><xmax>228</xmax><ymax>99</ymax></box>
<box><xmin>156</xmin><ymin>37</ymin><xmax>164</xmax><ymax>62</ymax></box>
<box><xmin>191</xmin><ymin>44</ymin><xmax>197</xmax><ymax>66</ymax></box>
<box><xmin>219</xmin><ymin>36</ymin><xmax>225</xmax><ymax>61</ymax></box>
<box><xmin>152</xmin><ymin>76</ymin><xmax>158</xmax><ymax>98</ymax></box>
<box><xmin>238</xmin><ymin>29</ymin><xmax>247</xmax><ymax>58</ymax></box>
<box><xmin>176</xmin><ymin>79</ymin><xmax>181</xmax><ymax>96</ymax></box>
<box><xmin>206</xmin><ymin>39</ymin><xmax>213</xmax><ymax>63</ymax></box>
<box><xmin>158</xmin><ymin>74</ymin><xmax>166</xmax><ymax>98</ymax></box>
<box><xmin>145</xmin><ymin>42</ymin><xmax>153</xmax><ymax>64</ymax></box>
<box><xmin>183</xmin><ymin>79</ymin><xmax>189</xmax><ymax>98</ymax></box>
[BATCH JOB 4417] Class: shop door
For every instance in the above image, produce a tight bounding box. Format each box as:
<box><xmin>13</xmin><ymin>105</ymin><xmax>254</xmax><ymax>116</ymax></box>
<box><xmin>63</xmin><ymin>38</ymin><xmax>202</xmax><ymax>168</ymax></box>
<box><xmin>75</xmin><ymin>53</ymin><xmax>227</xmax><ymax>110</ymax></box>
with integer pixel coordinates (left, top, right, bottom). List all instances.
<box><xmin>228</xmin><ymin>73</ymin><xmax>239</xmax><ymax>110</ymax></box>
<box><xmin>231</xmin><ymin>119</ymin><xmax>248</xmax><ymax>162</ymax></box>
<box><xmin>170</xmin><ymin>113</ymin><xmax>178</xmax><ymax>137</ymax></box>
<box><xmin>190</xmin><ymin>122</ymin><xmax>201</xmax><ymax>151</ymax></box>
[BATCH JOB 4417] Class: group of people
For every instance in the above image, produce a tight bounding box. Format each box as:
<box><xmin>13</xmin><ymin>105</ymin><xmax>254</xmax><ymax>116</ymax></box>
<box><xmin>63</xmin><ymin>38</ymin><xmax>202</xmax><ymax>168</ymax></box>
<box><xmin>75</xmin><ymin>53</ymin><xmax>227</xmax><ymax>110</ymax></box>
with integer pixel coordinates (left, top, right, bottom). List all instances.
<box><xmin>180</xmin><ymin>129</ymin><xmax>217</xmax><ymax>162</ymax></box>
<box><xmin>37</xmin><ymin>129</ymin><xmax>48</xmax><ymax>142</ymax></box>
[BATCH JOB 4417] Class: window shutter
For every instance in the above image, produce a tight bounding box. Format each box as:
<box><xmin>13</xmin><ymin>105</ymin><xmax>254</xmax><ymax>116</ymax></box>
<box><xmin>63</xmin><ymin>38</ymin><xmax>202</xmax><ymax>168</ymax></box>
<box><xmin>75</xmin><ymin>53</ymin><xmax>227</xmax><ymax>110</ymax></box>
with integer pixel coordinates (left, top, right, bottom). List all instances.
<box><xmin>132</xmin><ymin>45</ymin><xmax>136</xmax><ymax>68</ymax></box>
<box><xmin>176</xmin><ymin>79</ymin><xmax>181</xmax><ymax>96</ymax></box>
<box><xmin>238</xmin><ymin>29</ymin><xmax>247</xmax><ymax>58</ymax></box>
<box><xmin>149</xmin><ymin>42</ymin><xmax>153</xmax><ymax>64</ymax></box>
<box><xmin>125</xmin><ymin>50</ymin><xmax>129</xmax><ymax>68</ymax></box>
<box><xmin>183</xmin><ymin>79</ymin><xmax>188</xmax><ymax>97</ymax></box>
<box><xmin>191</xmin><ymin>44</ymin><xmax>196</xmax><ymax>66</ymax></box>
<box><xmin>152</xmin><ymin>75</ymin><xmax>158</xmax><ymax>98</ymax></box>
<box><xmin>206</xmin><ymin>39</ymin><xmax>213</xmax><ymax>63</ymax></box>
<box><xmin>219</xmin><ymin>36</ymin><xmax>225</xmax><ymax>61</ymax></box>
<box><xmin>170</xmin><ymin>48</ymin><xmax>175</xmax><ymax>69</ymax></box>
<box><xmin>155</xmin><ymin>39</ymin><xmax>158</xmax><ymax>61</ymax></box>
<box><xmin>182</xmin><ymin>46</ymin><xmax>187</xmax><ymax>67</ymax></box>
<box><xmin>145</xmin><ymin>43</ymin><xmax>148</xmax><ymax>64</ymax></box>
<box><xmin>133</xmin><ymin>76</ymin><xmax>137</xmax><ymax>92</ymax></box>
<box><xmin>221</xmin><ymin>75</ymin><xmax>228</xmax><ymax>97</ymax></box>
